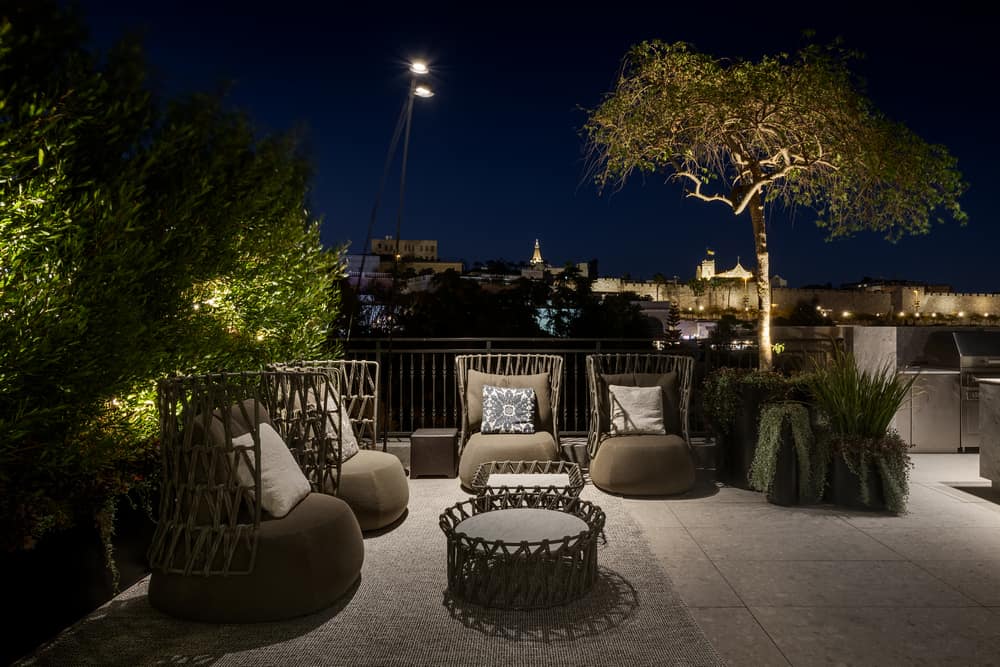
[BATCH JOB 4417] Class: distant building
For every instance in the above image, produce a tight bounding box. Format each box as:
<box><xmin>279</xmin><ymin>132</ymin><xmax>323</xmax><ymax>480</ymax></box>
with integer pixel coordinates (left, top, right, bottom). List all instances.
<box><xmin>370</xmin><ymin>236</ymin><xmax>438</xmax><ymax>261</ymax></box>
<box><xmin>346</xmin><ymin>236</ymin><xmax>462</xmax><ymax>287</ymax></box>
<box><xmin>529</xmin><ymin>239</ymin><xmax>545</xmax><ymax>267</ymax></box>
<box><xmin>520</xmin><ymin>239</ymin><xmax>591</xmax><ymax>279</ymax></box>
<box><xmin>695</xmin><ymin>249</ymin><xmax>754</xmax><ymax>281</ymax></box>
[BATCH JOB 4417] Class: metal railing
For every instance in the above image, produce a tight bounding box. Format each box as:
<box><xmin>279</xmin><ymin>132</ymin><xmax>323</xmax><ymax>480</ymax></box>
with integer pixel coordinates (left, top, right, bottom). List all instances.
<box><xmin>341</xmin><ymin>335</ymin><xmax>842</xmax><ymax>438</ymax></box>
<box><xmin>344</xmin><ymin>338</ymin><xmax>694</xmax><ymax>436</ymax></box>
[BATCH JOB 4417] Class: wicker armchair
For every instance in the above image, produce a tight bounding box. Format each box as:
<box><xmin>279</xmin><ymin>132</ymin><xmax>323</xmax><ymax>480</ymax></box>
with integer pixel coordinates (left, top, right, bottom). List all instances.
<box><xmin>147</xmin><ymin>370</ymin><xmax>364</xmax><ymax>622</ymax></box>
<box><xmin>586</xmin><ymin>353</ymin><xmax>696</xmax><ymax>495</ymax></box>
<box><xmin>271</xmin><ymin>360</ymin><xmax>408</xmax><ymax>531</ymax></box>
<box><xmin>455</xmin><ymin>354</ymin><xmax>563</xmax><ymax>487</ymax></box>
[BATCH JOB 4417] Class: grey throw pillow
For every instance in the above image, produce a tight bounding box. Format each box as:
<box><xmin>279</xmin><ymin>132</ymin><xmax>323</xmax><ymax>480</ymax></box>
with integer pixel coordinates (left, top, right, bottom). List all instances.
<box><xmin>481</xmin><ymin>385</ymin><xmax>536</xmax><ymax>434</ymax></box>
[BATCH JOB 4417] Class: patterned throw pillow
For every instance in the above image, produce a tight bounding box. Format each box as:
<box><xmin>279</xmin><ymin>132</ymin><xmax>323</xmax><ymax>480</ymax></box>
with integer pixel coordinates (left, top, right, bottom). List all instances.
<box><xmin>481</xmin><ymin>385</ymin><xmax>536</xmax><ymax>434</ymax></box>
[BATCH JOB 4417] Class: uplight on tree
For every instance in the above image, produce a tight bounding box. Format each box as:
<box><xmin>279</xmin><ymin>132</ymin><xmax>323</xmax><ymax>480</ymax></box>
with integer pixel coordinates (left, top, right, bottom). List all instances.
<box><xmin>584</xmin><ymin>41</ymin><xmax>966</xmax><ymax>369</ymax></box>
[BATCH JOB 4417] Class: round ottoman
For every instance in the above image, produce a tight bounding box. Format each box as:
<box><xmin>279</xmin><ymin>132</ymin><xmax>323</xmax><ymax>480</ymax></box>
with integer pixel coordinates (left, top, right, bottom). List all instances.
<box><xmin>338</xmin><ymin>450</ymin><xmax>410</xmax><ymax>531</ymax></box>
<box><xmin>149</xmin><ymin>493</ymin><xmax>364</xmax><ymax>622</ymax></box>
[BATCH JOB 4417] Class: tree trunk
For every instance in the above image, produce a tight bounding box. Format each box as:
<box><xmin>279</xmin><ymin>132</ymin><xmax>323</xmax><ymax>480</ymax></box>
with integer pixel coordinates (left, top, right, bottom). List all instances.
<box><xmin>749</xmin><ymin>192</ymin><xmax>773</xmax><ymax>370</ymax></box>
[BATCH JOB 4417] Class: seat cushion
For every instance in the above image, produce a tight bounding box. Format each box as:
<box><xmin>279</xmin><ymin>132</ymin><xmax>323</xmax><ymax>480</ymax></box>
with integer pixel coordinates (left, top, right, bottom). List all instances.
<box><xmin>338</xmin><ymin>450</ymin><xmax>410</xmax><ymax>531</ymax></box>
<box><xmin>458</xmin><ymin>431</ymin><xmax>559</xmax><ymax>487</ymax></box>
<box><xmin>149</xmin><ymin>493</ymin><xmax>364</xmax><ymax>622</ymax></box>
<box><xmin>590</xmin><ymin>434</ymin><xmax>694</xmax><ymax>496</ymax></box>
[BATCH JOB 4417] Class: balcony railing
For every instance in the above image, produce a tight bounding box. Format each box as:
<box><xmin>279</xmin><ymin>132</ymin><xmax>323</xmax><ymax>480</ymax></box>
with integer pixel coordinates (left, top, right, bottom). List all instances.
<box><xmin>342</xmin><ymin>334</ymin><xmax>843</xmax><ymax>439</ymax></box>
<box><xmin>343</xmin><ymin>338</ymin><xmax>701</xmax><ymax>437</ymax></box>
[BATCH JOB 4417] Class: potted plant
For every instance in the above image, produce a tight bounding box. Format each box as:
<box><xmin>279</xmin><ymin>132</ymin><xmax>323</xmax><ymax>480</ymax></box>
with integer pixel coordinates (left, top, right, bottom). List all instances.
<box><xmin>748</xmin><ymin>401</ymin><xmax>828</xmax><ymax>506</ymax></box>
<box><xmin>702</xmin><ymin>368</ymin><xmax>799</xmax><ymax>489</ymax></box>
<box><xmin>806</xmin><ymin>350</ymin><xmax>915</xmax><ymax>513</ymax></box>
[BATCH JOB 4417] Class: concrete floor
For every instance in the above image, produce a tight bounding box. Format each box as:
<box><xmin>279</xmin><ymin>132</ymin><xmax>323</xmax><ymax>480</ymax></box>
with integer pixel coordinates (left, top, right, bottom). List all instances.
<box><xmin>624</xmin><ymin>454</ymin><xmax>1000</xmax><ymax>666</ymax></box>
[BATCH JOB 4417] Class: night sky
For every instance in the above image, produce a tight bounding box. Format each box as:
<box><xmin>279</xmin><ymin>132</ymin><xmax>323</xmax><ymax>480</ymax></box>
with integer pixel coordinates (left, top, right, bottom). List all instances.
<box><xmin>79</xmin><ymin>2</ymin><xmax>998</xmax><ymax>292</ymax></box>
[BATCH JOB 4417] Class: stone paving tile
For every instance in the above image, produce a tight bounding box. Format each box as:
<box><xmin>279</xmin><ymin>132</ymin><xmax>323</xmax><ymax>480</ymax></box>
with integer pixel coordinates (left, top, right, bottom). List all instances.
<box><xmin>640</xmin><ymin>526</ymin><xmax>710</xmax><ymax>562</ymax></box>
<box><xmin>841</xmin><ymin>498</ymin><xmax>1000</xmax><ymax>528</ymax></box>
<box><xmin>915</xmin><ymin>559</ymin><xmax>1000</xmax><ymax>606</ymax></box>
<box><xmin>687</xmin><ymin>523</ymin><xmax>904</xmax><ymax>561</ymax></box>
<box><xmin>751</xmin><ymin>606</ymin><xmax>1000</xmax><ymax>667</ymax></box>
<box><xmin>656</xmin><ymin>559</ymin><xmax>743</xmax><ymax>608</ymax></box>
<box><xmin>621</xmin><ymin>499</ymin><xmax>683</xmax><ymax>528</ymax></box>
<box><xmin>857</xmin><ymin>525</ymin><xmax>1000</xmax><ymax>561</ymax></box>
<box><xmin>714</xmin><ymin>560</ymin><xmax>975</xmax><ymax>607</ymax></box>
<box><xmin>689</xmin><ymin>607</ymin><xmax>790</xmax><ymax>667</ymax></box>
<box><xmin>670</xmin><ymin>502</ymin><xmax>849</xmax><ymax>529</ymax></box>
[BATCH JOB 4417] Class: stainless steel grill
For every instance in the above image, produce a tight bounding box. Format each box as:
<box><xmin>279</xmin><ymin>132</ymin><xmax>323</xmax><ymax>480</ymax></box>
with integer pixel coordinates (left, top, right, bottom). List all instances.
<box><xmin>954</xmin><ymin>331</ymin><xmax>1000</xmax><ymax>450</ymax></box>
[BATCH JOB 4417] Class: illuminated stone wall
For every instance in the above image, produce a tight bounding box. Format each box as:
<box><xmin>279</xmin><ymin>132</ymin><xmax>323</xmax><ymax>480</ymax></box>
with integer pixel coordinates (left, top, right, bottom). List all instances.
<box><xmin>592</xmin><ymin>278</ymin><xmax>1000</xmax><ymax>319</ymax></box>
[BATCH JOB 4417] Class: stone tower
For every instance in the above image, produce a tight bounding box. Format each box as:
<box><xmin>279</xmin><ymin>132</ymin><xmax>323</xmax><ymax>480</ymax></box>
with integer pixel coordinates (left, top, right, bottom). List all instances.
<box><xmin>530</xmin><ymin>239</ymin><xmax>545</xmax><ymax>267</ymax></box>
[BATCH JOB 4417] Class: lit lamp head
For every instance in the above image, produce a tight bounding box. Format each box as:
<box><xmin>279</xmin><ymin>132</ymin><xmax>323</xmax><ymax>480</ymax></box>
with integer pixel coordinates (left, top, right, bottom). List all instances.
<box><xmin>413</xmin><ymin>85</ymin><xmax>434</xmax><ymax>98</ymax></box>
<box><xmin>410</xmin><ymin>61</ymin><xmax>429</xmax><ymax>75</ymax></box>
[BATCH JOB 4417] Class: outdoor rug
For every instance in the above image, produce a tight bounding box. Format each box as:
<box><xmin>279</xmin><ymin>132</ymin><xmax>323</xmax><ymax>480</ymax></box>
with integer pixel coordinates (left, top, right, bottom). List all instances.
<box><xmin>23</xmin><ymin>481</ymin><xmax>724</xmax><ymax>666</ymax></box>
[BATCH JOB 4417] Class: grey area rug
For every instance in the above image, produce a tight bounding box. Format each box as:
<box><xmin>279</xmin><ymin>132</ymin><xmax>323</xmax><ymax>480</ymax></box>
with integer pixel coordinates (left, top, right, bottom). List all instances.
<box><xmin>24</xmin><ymin>481</ymin><xmax>723</xmax><ymax>666</ymax></box>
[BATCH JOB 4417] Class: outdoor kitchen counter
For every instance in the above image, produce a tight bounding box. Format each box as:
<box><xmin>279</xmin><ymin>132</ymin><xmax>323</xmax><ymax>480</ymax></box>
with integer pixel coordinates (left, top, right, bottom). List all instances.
<box><xmin>977</xmin><ymin>378</ymin><xmax>1000</xmax><ymax>486</ymax></box>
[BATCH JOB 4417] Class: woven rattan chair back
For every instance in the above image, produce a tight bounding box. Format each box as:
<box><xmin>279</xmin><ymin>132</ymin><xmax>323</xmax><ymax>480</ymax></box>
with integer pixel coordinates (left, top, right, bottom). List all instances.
<box><xmin>148</xmin><ymin>369</ymin><xmax>340</xmax><ymax>577</ymax></box>
<box><xmin>271</xmin><ymin>360</ymin><xmax>380</xmax><ymax>451</ymax></box>
<box><xmin>585</xmin><ymin>353</ymin><xmax>694</xmax><ymax>457</ymax></box>
<box><xmin>455</xmin><ymin>353</ymin><xmax>563</xmax><ymax>453</ymax></box>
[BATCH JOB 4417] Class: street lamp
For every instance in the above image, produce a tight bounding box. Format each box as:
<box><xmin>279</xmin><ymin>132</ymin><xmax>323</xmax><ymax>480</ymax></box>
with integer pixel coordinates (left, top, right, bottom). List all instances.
<box><xmin>355</xmin><ymin>60</ymin><xmax>434</xmax><ymax>289</ymax></box>
<box><xmin>393</xmin><ymin>61</ymin><xmax>434</xmax><ymax>264</ymax></box>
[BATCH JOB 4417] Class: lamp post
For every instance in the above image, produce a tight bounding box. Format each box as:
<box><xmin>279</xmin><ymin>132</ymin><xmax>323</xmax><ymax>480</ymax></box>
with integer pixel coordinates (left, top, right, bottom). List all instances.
<box><xmin>352</xmin><ymin>61</ymin><xmax>434</xmax><ymax>330</ymax></box>
<box><xmin>392</xmin><ymin>61</ymin><xmax>434</xmax><ymax>266</ymax></box>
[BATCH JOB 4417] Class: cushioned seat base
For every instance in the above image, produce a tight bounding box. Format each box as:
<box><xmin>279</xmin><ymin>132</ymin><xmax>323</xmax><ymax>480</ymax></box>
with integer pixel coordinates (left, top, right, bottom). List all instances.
<box><xmin>338</xmin><ymin>450</ymin><xmax>410</xmax><ymax>531</ymax></box>
<box><xmin>590</xmin><ymin>434</ymin><xmax>695</xmax><ymax>496</ymax></box>
<box><xmin>458</xmin><ymin>431</ymin><xmax>560</xmax><ymax>487</ymax></box>
<box><xmin>148</xmin><ymin>493</ymin><xmax>364</xmax><ymax>623</ymax></box>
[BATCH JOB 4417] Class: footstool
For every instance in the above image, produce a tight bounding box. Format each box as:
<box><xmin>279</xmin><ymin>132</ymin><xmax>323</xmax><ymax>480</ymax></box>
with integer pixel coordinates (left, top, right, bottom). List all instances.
<box><xmin>470</xmin><ymin>460</ymin><xmax>584</xmax><ymax>498</ymax></box>
<box><xmin>439</xmin><ymin>492</ymin><xmax>605</xmax><ymax>609</ymax></box>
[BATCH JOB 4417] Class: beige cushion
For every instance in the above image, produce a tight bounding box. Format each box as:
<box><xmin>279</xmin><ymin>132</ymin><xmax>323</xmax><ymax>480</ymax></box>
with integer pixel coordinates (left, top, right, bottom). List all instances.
<box><xmin>466</xmin><ymin>370</ymin><xmax>552</xmax><ymax>434</ymax></box>
<box><xmin>598</xmin><ymin>371</ymin><xmax>681</xmax><ymax>436</ymax></box>
<box><xmin>338</xmin><ymin>450</ymin><xmax>409</xmax><ymax>531</ymax></box>
<box><xmin>291</xmin><ymin>384</ymin><xmax>360</xmax><ymax>461</ymax></box>
<box><xmin>608</xmin><ymin>384</ymin><xmax>666</xmax><ymax>435</ymax></box>
<box><xmin>590</xmin><ymin>434</ymin><xmax>694</xmax><ymax>496</ymax></box>
<box><xmin>231</xmin><ymin>423</ymin><xmax>310</xmax><ymax>518</ymax></box>
<box><xmin>458</xmin><ymin>431</ymin><xmax>559</xmax><ymax>487</ymax></box>
<box><xmin>149</xmin><ymin>493</ymin><xmax>364</xmax><ymax>622</ymax></box>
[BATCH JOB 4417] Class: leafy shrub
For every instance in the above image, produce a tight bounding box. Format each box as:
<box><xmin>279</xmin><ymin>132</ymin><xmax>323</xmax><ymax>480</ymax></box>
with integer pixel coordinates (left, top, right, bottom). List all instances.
<box><xmin>0</xmin><ymin>4</ymin><xmax>341</xmax><ymax>551</ymax></box>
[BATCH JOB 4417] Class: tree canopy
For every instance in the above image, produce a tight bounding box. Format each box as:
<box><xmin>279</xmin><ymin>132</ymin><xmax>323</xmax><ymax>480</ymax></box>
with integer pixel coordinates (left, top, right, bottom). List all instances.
<box><xmin>0</xmin><ymin>3</ymin><xmax>341</xmax><ymax>549</ymax></box>
<box><xmin>585</xmin><ymin>40</ymin><xmax>966</xmax><ymax>367</ymax></box>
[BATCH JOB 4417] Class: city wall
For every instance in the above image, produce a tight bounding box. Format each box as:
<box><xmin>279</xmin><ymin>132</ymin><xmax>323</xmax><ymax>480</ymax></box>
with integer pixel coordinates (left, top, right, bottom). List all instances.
<box><xmin>592</xmin><ymin>277</ymin><xmax>1000</xmax><ymax>317</ymax></box>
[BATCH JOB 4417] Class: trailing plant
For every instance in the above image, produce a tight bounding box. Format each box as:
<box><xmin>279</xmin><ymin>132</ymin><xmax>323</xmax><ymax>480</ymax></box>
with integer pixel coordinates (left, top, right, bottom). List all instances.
<box><xmin>833</xmin><ymin>432</ymin><xmax>912</xmax><ymax>514</ymax></box>
<box><xmin>749</xmin><ymin>402</ymin><xmax>828</xmax><ymax>501</ymax></box>
<box><xmin>701</xmin><ymin>368</ymin><xmax>807</xmax><ymax>437</ymax></box>
<box><xmin>807</xmin><ymin>350</ymin><xmax>916</xmax><ymax>512</ymax></box>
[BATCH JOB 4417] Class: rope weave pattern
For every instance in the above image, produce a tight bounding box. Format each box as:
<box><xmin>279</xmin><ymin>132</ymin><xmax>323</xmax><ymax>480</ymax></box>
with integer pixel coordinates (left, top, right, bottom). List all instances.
<box><xmin>469</xmin><ymin>459</ymin><xmax>585</xmax><ymax>498</ymax></box>
<box><xmin>149</xmin><ymin>369</ymin><xmax>345</xmax><ymax>577</ymax></box>
<box><xmin>439</xmin><ymin>492</ymin><xmax>605</xmax><ymax>609</ymax></box>
<box><xmin>585</xmin><ymin>353</ymin><xmax>694</xmax><ymax>458</ymax></box>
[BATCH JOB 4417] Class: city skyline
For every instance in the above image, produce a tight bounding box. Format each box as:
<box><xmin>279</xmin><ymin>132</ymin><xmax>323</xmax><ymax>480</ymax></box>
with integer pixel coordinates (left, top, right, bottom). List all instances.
<box><xmin>80</xmin><ymin>2</ymin><xmax>998</xmax><ymax>291</ymax></box>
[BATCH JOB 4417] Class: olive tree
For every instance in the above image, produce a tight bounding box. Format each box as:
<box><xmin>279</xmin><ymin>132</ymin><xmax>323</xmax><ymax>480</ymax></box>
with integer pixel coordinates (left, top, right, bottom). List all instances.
<box><xmin>584</xmin><ymin>41</ymin><xmax>966</xmax><ymax>368</ymax></box>
<box><xmin>0</xmin><ymin>3</ymin><xmax>341</xmax><ymax>550</ymax></box>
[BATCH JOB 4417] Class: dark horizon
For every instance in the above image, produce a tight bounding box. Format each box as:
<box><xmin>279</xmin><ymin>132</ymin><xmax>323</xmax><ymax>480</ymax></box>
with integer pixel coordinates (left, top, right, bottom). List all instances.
<box><xmin>78</xmin><ymin>2</ymin><xmax>999</xmax><ymax>292</ymax></box>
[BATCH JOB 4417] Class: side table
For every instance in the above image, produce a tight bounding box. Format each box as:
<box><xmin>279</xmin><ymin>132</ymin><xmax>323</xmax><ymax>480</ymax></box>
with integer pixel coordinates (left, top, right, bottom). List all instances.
<box><xmin>410</xmin><ymin>428</ymin><xmax>458</xmax><ymax>478</ymax></box>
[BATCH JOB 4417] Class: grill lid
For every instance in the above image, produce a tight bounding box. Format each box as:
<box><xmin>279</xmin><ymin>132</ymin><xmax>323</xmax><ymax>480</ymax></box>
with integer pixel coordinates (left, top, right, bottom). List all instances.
<box><xmin>953</xmin><ymin>331</ymin><xmax>1000</xmax><ymax>367</ymax></box>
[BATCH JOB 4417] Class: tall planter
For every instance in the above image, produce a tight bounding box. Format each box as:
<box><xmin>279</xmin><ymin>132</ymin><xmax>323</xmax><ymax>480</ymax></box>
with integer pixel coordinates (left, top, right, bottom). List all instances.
<box><xmin>718</xmin><ymin>384</ymin><xmax>772</xmax><ymax>489</ymax></box>
<box><xmin>767</xmin><ymin>423</ymin><xmax>800</xmax><ymax>506</ymax></box>
<box><xmin>830</xmin><ymin>455</ymin><xmax>886</xmax><ymax>511</ymax></box>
